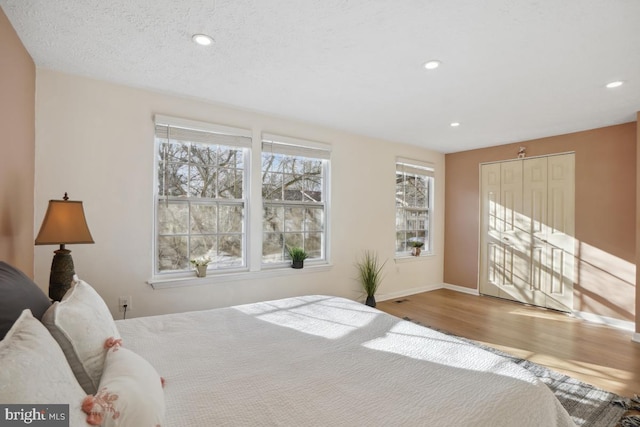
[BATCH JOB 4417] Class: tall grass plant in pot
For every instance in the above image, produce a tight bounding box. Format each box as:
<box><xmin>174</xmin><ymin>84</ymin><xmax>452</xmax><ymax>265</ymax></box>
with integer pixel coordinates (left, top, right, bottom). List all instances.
<box><xmin>287</xmin><ymin>246</ymin><xmax>309</xmax><ymax>269</ymax></box>
<box><xmin>356</xmin><ymin>250</ymin><xmax>386</xmax><ymax>307</ymax></box>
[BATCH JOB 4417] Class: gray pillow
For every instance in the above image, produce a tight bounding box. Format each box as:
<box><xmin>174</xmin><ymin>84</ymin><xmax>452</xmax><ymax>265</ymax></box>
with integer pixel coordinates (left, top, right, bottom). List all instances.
<box><xmin>0</xmin><ymin>261</ymin><xmax>51</xmax><ymax>340</ymax></box>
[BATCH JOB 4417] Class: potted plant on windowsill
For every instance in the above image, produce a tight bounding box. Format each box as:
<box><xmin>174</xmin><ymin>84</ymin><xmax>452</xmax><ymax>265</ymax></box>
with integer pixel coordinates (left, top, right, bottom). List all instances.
<box><xmin>356</xmin><ymin>250</ymin><xmax>386</xmax><ymax>307</ymax></box>
<box><xmin>287</xmin><ymin>246</ymin><xmax>309</xmax><ymax>269</ymax></box>
<box><xmin>190</xmin><ymin>257</ymin><xmax>211</xmax><ymax>277</ymax></box>
<box><xmin>410</xmin><ymin>241</ymin><xmax>424</xmax><ymax>257</ymax></box>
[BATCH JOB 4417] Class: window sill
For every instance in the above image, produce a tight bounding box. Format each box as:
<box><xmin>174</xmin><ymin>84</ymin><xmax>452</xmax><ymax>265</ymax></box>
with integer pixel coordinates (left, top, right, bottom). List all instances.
<box><xmin>394</xmin><ymin>253</ymin><xmax>435</xmax><ymax>263</ymax></box>
<box><xmin>148</xmin><ymin>263</ymin><xmax>333</xmax><ymax>289</ymax></box>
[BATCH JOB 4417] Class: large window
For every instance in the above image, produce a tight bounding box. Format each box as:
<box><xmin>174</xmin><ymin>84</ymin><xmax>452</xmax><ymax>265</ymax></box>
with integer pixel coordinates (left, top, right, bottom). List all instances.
<box><xmin>154</xmin><ymin>116</ymin><xmax>251</xmax><ymax>274</ymax></box>
<box><xmin>395</xmin><ymin>158</ymin><xmax>434</xmax><ymax>256</ymax></box>
<box><xmin>261</xmin><ymin>135</ymin><xmax>330</xmax><ymax>265</ymax></box>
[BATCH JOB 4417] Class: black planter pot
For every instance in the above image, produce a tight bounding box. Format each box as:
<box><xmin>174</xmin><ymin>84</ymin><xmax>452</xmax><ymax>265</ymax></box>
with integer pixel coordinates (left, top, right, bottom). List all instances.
<box><xmin>365</xmin><ymin>295</ymin><xmax>376</xmax><ymax>307</ymax></box>
<box><xmin>292</xmin><ymin>260</ymin><xmax>304</xmax><ymax>269</ymax></box>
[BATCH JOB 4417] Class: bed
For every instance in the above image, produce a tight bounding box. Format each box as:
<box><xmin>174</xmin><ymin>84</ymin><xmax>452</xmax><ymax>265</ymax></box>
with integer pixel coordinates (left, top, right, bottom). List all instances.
<box><xmin>0</xmin><ymin>265</ymin><xmax>576</xmax><ymax>427</ymax></box>
<box><xmin>117</xmin><ymin>294</ymin><xmax>576</xmax><ymax>426</ymax></box>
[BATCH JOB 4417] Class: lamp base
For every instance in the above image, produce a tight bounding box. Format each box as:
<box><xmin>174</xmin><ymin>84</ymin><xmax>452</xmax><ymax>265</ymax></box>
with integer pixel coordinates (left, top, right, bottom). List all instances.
<box><xmin>49</xmin><ymin>248</ymin><xmax>75</xmax><ymax>301</ymax></box>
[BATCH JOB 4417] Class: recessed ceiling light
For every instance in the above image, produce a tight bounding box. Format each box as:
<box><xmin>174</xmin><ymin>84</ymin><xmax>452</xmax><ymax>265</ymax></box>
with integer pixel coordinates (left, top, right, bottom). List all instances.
<box><xmin>192</xmin><ymin>34</ymin><xmax>213</xmax><ymax>46</ymax></box>
<box><xmin>605</xmin><ymin>80</ymin><xmax>624</xmax><ymax>89</ymax></box>
<box><xmin>450</xmin><ymin>122</ymin><xmax>460</xmax><ymax>127</ymax></box>
<box><xmin>424</xmin><ymin>60</ymin><xmax>441</xmax><ymax>70</ymax></box>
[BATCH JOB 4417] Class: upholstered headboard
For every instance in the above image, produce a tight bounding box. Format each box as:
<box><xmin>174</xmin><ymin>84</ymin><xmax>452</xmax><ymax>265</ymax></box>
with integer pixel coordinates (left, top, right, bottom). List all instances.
<box><xmin>0</xmin><ymin>261</ymin><xmax>51</xmax><ymax>339</ymax></box>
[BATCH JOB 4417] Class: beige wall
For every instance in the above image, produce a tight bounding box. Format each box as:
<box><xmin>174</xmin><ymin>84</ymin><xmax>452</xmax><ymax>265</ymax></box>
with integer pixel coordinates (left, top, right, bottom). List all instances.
<box><xmin>445</xmin><ymin>123</ymin><xmax>637</xmax><ymax>323</ymax></box>
<box><xmin>0</xmin><ymin>8</ymin><xmax>35</xmax><ymax>275</ymax></box>
<box><xmin>34</xmin><ymin>70</ymin><xmax>446</xmax><ymax>317</ymax></box>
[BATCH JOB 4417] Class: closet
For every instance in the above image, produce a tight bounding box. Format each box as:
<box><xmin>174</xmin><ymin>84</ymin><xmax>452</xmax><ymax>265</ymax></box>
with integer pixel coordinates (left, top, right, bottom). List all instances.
<box><xmin>479</xmin><ymin>153</ymin><xmax>575</xmax><ymax>312</ymax></box>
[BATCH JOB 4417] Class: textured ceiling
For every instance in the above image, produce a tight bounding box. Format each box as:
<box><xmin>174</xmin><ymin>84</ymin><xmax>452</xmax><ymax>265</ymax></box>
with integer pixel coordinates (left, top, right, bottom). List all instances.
<box><xmin>2</xmin><ymin>0</ymin><xmax>639</xmax><ymax>153</ymax></box>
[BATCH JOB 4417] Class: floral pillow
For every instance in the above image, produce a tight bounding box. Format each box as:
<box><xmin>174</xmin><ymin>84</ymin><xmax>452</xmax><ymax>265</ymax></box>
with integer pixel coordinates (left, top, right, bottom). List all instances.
<box><xmin>41</xmin><ymin>279</ymin><xmax>120</xmax><ymax>394</ymax></box>
<box><xmin>81</xmin><ymin>339</ymin><xmax>165</xmax><ymax>426</ymax></box>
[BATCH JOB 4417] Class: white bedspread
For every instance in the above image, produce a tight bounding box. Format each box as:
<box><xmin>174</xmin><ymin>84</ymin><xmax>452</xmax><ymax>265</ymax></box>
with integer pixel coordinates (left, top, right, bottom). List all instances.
<box><xmin>116</xmin><ymin>295</ymin><xmax>576</xmax><ymax>427</ymax></box>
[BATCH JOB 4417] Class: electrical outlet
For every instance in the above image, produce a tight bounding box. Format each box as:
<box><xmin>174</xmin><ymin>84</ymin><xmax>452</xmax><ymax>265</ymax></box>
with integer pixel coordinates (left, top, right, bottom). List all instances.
<box><xmin>118</xmin><ymin>296</ymin><xmax>132</xmax><ymax>312</ymax></box>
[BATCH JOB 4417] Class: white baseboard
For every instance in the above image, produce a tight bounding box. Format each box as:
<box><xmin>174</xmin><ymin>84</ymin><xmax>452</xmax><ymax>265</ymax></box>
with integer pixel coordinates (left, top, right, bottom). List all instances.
<box><xmin>633</xmin><ymin>333</ymin><xmax>640</xmax><ymax>344</ymax></box>
<box><xmin>377</xmin><ymin>283</ymin><xmax>443</xmax><ymax>302</ymax></box>
<box><xmin>378</xmin><ymin>282</ymin><xmax>481</xmax><ymax>301</ymax></box>
<box><xmin>572</xmin><ymin>310</ymin><xmax>636</xmax><ymax>332</ymax></box>
<box><xmin>442</xmin><ymin>283</ymin><xmax>480</xmax><ymax>296</ymax></box>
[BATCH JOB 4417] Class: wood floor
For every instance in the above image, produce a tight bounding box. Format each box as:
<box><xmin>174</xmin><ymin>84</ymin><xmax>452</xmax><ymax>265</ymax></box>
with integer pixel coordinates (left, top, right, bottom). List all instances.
<box><xmin>377</xmin><ymin>289</ymin><xmax>640</xmax><ymax>398</ymax></box>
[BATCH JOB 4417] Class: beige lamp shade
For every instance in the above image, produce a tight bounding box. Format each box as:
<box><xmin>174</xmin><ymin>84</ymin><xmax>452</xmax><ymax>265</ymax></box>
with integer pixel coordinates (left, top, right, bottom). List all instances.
<box><xmin>35</xmin><ymin>199</ymin><xmax>94</xmax><ymax>245</ymax></box>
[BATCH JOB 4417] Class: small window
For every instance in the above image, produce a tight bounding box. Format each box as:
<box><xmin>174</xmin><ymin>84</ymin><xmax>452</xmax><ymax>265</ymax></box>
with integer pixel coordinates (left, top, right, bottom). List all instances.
<box><xmin>395</xmin><ymin>158</ymin><xmax>434</xmax><ymax>256</ymax></box>
<box><xmin>261</xmin><ymin>134</ymin><xmax>330</xmax><ymax>265</ymax></box>
<box><xmin>154</xmin><ymin>116</ymin><xmax>251</xmax><ymax>274</ymax></box>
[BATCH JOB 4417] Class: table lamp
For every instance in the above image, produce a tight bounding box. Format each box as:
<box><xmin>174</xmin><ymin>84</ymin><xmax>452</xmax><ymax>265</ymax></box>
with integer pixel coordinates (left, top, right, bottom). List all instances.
<box><xmin>35</xmin><ymin>193</ymin><xmax>94</xmax><ymax>301</ymax></box>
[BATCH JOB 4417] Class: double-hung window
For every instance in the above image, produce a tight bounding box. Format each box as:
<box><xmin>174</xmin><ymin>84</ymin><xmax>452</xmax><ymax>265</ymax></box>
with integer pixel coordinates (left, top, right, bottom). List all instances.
<box><xmin>395</xmin><ymin>158</ymin><xmax>434</xmax><ymax>256</ymax></box>
<box><xmin>154</xmin><ymin>115</ymin><xmax>251</xmax><ymax>275</ymax></box>
<box><xmin>261</xmin><ymin>134</ymin><xmax>330</xmax><ymax>265</ymax></box>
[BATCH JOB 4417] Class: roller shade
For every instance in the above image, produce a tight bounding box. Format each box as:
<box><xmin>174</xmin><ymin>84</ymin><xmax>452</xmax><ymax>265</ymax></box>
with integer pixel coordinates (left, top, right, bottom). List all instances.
<box><xmin>262</xmin><ymin>134</ymin><xmax>331</xmax><ymax>159</ymax></box>
<box><xmin>396</xmin><ymin>157</ymin><xmax>435</xmax><ymax>177</ymax></box>
<box><xmin>155</xmin><ymin>115</ymin><xmax>252</xmax><ymax>148</ymax></box>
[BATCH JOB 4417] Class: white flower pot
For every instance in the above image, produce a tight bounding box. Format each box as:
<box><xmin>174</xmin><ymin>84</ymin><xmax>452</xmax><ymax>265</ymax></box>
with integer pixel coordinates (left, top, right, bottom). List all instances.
<box><xmin>196</xmin><ymin>265</ymin><xmax>207</xmax><ymax>277</ymax></box>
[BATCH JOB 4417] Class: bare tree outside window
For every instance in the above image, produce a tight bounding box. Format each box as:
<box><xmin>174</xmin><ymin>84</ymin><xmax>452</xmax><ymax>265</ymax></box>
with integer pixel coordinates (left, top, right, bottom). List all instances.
<box><xmin>396</xmin><ymin>162</ymin><xmax>433</xmax><ymax>255</ymax></box>
<box><xmin>155</xmin><ymin>123</ymin><xmax>249</xmax><ymax>273</ymax></box>
<box><xmin>262</xmin><ymin>144</ymin><xmax>328</xmax><ymax>264</ymax></box>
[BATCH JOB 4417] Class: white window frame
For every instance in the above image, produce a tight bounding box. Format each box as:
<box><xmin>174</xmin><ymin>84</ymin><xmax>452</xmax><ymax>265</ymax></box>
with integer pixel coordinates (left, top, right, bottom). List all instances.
<box><xmin>395</xmin><ymin>157</ymin><xmax>435</xmax><ymax>258</ymax></box>
<box><xmin>261</xmin><ymin>133</ymin><xmax>331</xmax><ymax>268</ymax></box>
<box><xmin>152</xmin><ymin>115</ymin><xmax>252</xmax><ymax>279</ymax></box>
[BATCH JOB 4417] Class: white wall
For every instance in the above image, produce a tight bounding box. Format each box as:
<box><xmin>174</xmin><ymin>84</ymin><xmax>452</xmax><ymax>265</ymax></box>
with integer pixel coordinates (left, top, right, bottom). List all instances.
<box><xmin>34</xmin><ymin>70</ymin><xmax>445</xmax><ymax>318</ymax></box>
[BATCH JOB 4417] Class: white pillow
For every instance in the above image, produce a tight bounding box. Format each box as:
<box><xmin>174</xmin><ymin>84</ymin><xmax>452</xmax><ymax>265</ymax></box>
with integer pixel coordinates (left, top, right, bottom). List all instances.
<box><xmin>0</xmin><ymin>309</ymin><xmax>87</xmax><ymax>426</ymax></box>
<box><xmin>83</xmin><ymin>345</ymin><xmax>165</xmax><ymax>427</ymax></box>
<box><xmin>41</xmin><ymin>279</ymin><xmax>120</xmax><ymax>394</ymax></box>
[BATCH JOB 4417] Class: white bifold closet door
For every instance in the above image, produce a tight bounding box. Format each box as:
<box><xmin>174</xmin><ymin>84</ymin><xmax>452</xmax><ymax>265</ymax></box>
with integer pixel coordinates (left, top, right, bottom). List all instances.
<box><xmin>479</xmin><ymin>153</ymin><xmax>575</xmax><ymax>312</ymax></box>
